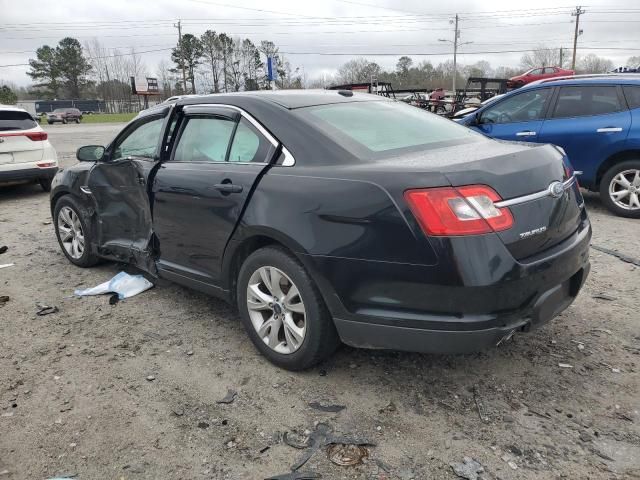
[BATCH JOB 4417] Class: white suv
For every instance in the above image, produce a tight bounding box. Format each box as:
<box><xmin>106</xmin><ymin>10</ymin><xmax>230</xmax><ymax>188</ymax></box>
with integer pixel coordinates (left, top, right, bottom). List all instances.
<box><xmin>0</xmin><ymin>105</ymin><xmax>58</xmax><ymax>191</ymax></box>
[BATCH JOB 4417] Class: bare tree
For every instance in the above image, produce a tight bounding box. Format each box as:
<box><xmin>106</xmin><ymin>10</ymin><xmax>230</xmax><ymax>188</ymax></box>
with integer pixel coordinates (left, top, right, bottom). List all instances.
<box><xmin>520</xmin><ymin>46</ymin><xmax>560</xmax><ymax>69</ymax></box>
<box><xmin>578</xmin><ymin>54</ymin><xmax>613</xmax><ymax>74</ymax></box>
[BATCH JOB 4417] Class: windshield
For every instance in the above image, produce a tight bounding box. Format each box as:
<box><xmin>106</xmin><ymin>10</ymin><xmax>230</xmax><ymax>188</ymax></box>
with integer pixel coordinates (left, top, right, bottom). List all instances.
<box><xmin>297</xmin><ymin>100</ymin><xmax>482</xmax><ymax>159</ymax></box>
<box><xmin>53</xmin><ymin>109</ymin><xmax>66</xmax><ymax>113</ymax></box>
<box><xmin>0</xmin><ymin>111</ymin><xmax>37</xmax><ymax>131</ymax></box>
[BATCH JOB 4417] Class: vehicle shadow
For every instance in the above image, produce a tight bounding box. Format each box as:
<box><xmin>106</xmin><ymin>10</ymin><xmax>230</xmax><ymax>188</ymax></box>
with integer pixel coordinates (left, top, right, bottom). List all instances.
<box><xmin>0</xmin><ymin>183</ymin><xmax>49</xmax><ymax>203</ymax></box>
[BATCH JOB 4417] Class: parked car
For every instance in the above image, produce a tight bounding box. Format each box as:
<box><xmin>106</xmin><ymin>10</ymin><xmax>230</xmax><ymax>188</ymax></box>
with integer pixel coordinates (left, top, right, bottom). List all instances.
<box><xmin>450</xmin><ymin>94</ymin><xmax>505</xmax><ymax>120</ymax></box>
<box><xmin>508</xmin><ymin>66</ymin><xmax>574</xmax><ymax>88</ymax></box>
<box><xmin>457</xmin><ymin>75</ymin><xmax>640</xmax><ymax>217</ymax></box>
<box><xmin>0</xmin><ymin>105</ymin><xmax>58</xmax><ymax>191</ymax></box>
<box><xmin>46</xmin><ymin>108</ymin><xmax>83</xmax><ymax>124</ymax></box>
<box><xmin>50</xmin><ymin>91</ymin><xmax>591</xmax><ymax>370</ymax></box>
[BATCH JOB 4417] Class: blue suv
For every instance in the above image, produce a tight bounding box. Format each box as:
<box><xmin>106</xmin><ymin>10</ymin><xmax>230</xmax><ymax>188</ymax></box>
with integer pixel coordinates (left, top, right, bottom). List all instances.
<box><xmin>458</xmin><ymin>75</ymin><xmax>640</xmax><ymax>217</ymax></box>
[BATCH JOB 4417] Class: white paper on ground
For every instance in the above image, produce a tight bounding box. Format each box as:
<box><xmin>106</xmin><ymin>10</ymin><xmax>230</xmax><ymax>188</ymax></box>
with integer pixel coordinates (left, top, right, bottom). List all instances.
<box><xmin>74</xmin><ymin>271</ymin><xmax>154</xmax><ymax>300</ymax></box>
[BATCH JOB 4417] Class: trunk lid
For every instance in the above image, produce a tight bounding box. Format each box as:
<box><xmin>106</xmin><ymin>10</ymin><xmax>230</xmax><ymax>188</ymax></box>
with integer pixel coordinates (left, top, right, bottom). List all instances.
<box><xmin>0</xmin><ymin>111</ymin><xmax>44</xmax><ymax>165</ymax></box>
<box><xmin>372</xmin><ymin>140</ymin><xmax>584</xmax><ymax>260</ymax></box>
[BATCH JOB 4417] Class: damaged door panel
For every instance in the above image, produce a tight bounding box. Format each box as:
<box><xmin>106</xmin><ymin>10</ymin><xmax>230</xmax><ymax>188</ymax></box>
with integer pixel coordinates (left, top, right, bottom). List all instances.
<box><xmin>86</xmin><ymin>111</ymin><xmax>169</xmax><ymax>273</ymax></box>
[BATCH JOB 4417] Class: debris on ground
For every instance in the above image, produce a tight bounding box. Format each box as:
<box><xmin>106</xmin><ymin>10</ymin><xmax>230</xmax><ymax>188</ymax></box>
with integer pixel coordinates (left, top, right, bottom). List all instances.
<box><xmin>35</xmin><ymin>303</ymin><xmax>58</xmax><ymax>316</ymax></box>
<box><xmin>0</xmin><ymin>263</ymin><xmax>15</xmax><ymax>269</ymax></box>
<box><xmin>283</xmin><ymin>423</ymin><xmax>375</xmax><ymax>471</ymax></box>
<box><xmin>216</xmin><ymin>389</ymin><xmax>237</xmax><ymax>404</ymax></box>
<box><xmin>473</xmin><ymin>386</ymin><xmax>489</xmax><ymax>423</ymax></box>
<box><xmin>0</xmin><ymin>295</ymin><xmax>9</xmax><ymax>305</ymax></box>
<box><xmin>450</xmin><ymin>457</ymin><xmax>484</xmax><ymax>480</ymax></box>
<box><xmin>108</xmin><ymin>293</ymin><xmax>119</xmax><ymax>305</ymax></box>
<box><xmin>378</xmin><ymin>401</ymin><xmax>396</xmax><ymax>413</ymax></box>
<box><xmin>308</xmin><ymin>401</ymin><xmax>346</xmax><ymax>413</ymax></box>
<box><xmin>326</xmin><ymin>443</ymin><xmax>368</xmax><ymax>466</ymax></box>
<box><xmin>0</xmin><ymin>246</ymin><xmax>7</xmax><ymax>254</ymax></box>
<box><xmin>74</xmin><ymin>271</ymin><xmax>153</xmax><ymax>300</ymax></box>
<box><xmin>146</xmin><ymin>375</ymin><xmax>156</xmax><ymax>381</ymax></box>
<box><xmin>592</xmin><ymin>293</ymin><xmax>617</xmax><ymax>301</ymax></box>
<box><xmin>265</xmin><ymin>472</ymin><xmax>321</xmax><ymax>480</ymax></box>
<box><xmin>591</xmin><ymin>244</ymin><xmax>640</xmax><ymax>267</ymax></box>
<box><xmin>558</xmin><ymin>363</ymin><xmax>573</xmax><ymax>368</ymax></box>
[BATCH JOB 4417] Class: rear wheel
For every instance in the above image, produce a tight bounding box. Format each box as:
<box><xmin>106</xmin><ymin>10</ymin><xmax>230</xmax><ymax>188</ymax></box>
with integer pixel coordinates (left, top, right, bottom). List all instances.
<box><xmin>600</xmin><ymin>160</ymin><xmax>640</xmax><ymax>218</ymax></box>
<box><xmin>237</xmin><ymin>247</ymin><xmax>339</xmax><ymax>370</ymax></box>
<box><xmin>53</xmin><ymin>195</ymin><xmax>100</xmax><ymax>267</ymax></box>
<box><xmin>39</xmin><ymin>178</ymin><xmax>52</xmax><ymax>192</ymax></box>
<box><xmin>75</xmin><ymin>118</ymin><xmax>80</xmax><ymax>124</ymax></box>
<box><xmin>62</xmin><ymin>118</ymin><xmax>67</xmax><ymax>124</ymax></box>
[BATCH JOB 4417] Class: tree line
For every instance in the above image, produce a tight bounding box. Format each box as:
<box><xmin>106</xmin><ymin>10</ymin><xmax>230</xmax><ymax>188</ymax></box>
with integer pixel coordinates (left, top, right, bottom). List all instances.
<box><xmin>3</xmin><ymin>36</ymin><xmax>635</xmax><ymax>108</ymax></box>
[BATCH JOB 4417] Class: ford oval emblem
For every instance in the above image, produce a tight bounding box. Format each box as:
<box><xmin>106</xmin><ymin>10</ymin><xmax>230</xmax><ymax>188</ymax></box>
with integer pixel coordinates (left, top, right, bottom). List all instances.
<box><xmin>549</xmin><ymin>181</ymin><xmax>565</xmax><ymax>198</ymax></box>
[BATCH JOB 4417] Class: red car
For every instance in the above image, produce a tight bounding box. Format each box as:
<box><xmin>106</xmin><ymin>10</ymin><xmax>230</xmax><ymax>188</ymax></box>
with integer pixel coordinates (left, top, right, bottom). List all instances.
<box><xmin>508</xmin><ymin>66</ymin><xmax>574</xmax><ymax>88</ymax></box>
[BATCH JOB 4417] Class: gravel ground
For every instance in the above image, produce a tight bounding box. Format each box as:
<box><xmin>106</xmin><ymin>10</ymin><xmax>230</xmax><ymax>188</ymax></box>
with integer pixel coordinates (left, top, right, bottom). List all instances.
<box><xmin>1</xmin><ymin>123</ymin><xmax>639</xmax><ymax>480</ymax></box>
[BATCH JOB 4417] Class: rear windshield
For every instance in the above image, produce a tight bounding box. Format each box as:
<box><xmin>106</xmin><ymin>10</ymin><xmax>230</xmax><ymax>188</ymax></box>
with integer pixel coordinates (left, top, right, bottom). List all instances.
<box><xmin>297</xmin><ymin>100</ymin><xmax>482</xmax><ymax>159</ymax></box>
<box><xmin>53</xmin><ymin>109</ymin><xmax>66</xmax><ymax>113</ymax></box>
<box><xmin>0</xmin><ymin>111</ymin><xmax>37</xmax><ymax>131</ymax></box>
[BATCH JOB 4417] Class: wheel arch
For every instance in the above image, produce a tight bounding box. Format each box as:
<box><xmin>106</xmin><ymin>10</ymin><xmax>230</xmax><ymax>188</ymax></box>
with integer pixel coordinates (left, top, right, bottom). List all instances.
<box><xmin>596</xmin><ymin>149</ymin><xmax>640</xmax><ymax>189</ymax></box>
<box><xmin>222</xmin><ymin>229</ymin><xmax>345</xmax><ymax>318</ymax></box>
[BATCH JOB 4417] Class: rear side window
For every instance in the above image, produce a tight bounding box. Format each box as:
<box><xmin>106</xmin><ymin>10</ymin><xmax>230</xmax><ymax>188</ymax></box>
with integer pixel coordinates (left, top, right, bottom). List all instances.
<box><xmin>298</xmin><ymin>101</ymin><xmax>481</xmax><ymax>157</ymax></box>
<box><xmin>174</xmin><ymin>117</ymin><xmax>235</xmax><ymax>163</ymax></box>
<box><xmin>0</xmin><ymin>111</ymin><xmax>37</xmax><ymax>131</ymax></box>
<box><xmin>552</xmin><ymin>86</ymin><xmax>622</xmax><ymax>118</ymax></box>
<box><xmin>623</xmin><ymin>86</ymin><xmax>640</xmax><ymax>109</ymax></box>
<box><xmin>228</xmin><ymin>118</ymin><xmax>274</xmax><ymax>163</ymax></box>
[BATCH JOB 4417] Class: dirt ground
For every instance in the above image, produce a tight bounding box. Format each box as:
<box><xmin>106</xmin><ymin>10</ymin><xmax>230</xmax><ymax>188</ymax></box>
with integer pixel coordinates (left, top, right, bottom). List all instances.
<box><xmin>1</xmin><ymin>123</ymin><xmax>639</xmax><ymax>480</ymax></box>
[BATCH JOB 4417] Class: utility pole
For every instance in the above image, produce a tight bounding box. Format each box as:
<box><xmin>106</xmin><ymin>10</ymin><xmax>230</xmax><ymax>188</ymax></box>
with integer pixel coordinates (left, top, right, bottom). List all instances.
<box><xmin>173</xmin><ymin>19</ymin><xmax>188</xmax><ymax>93</ymax></box>
<box><xmin>559</xmin><ymin>47</ymin><xmax>563</xmax><ymax>68</ymax></box>
<box><xmin>453</xmin><ymin>14</ymin><xmax>459</xmax><ymax>94</ymax></box>
<box><xmin>571</xmin><ymin>6</ymin><xmax>585</xmax><ymax>70</ymax></box>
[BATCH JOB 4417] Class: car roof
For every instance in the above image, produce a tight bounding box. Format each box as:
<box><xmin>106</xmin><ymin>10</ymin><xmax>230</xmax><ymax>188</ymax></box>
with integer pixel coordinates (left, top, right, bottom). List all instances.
<box><xmin>176</xmin><ymin>89</ymin><xmax>382</xmax><ymax>110</ymax></box>
<box><xmin>522</xmin><ymin>73</ymin><xmax>640</xmax><ymax>89</ymax></box>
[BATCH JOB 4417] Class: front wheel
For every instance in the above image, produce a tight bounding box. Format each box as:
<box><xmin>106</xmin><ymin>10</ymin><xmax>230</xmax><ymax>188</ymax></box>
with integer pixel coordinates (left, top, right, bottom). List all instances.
<box><xmin>53</xmin><ymin>195</ymin><xmax>100</xmax><ymax>267</ymax></box>
<box><xmin>599</xmin><ymin>160</ymin><xmax>640</xmax><ymax>218</ymax></box>
<box><xmin>237</xmin><ymin>247</ymin><xmax>339</xmax><ymax>370</ymax></box>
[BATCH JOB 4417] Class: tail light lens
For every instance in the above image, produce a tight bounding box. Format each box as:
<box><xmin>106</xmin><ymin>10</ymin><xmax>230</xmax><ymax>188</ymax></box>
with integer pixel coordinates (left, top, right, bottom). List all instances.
<box><xmin>26</xmin><ymin>132</ymin><xmax>48</xmax><ymax>141</ymax></box>
<box><xmin>0</xmin><ymin>131</ymin><xmax>48</xmax><ymax>141</ymax></box>
<box><xmin>404</xmin><ymin>185</ymin><xmax>514</xmax><ymax>236</ymax></box>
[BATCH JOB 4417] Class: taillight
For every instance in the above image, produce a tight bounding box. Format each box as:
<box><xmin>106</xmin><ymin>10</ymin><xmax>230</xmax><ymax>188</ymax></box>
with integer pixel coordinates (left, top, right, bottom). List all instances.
<box><xmin>36</xmin><ymin>161</ymin><xmax>56</xmax><ymax>168</ymax></box>
<box><xmin>404</xmin><ymin>185</ymin><xmax>514</xmax><ymax>236</ymax></box>
<box><xmin>26</xmin><ymin>132</ymin><xmax>48</xmax><ymax>141</ymax></box>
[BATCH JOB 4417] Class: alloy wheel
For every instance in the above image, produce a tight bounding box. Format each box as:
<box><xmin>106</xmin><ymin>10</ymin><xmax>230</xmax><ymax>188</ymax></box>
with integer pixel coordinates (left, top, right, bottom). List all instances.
<box><xmin>246</xmin><ymin>266</ymin><xmax>306</xmax><ymax>354</ymax></box>
<box><xmin>57</xmin><ymin>206</ymin><xmax>85</xmax><ymax>259</ymax></box>
<box><xmin>609</xmin><ymin>169</ymin><xmax>640</xmax><ymax>210</ymax></box>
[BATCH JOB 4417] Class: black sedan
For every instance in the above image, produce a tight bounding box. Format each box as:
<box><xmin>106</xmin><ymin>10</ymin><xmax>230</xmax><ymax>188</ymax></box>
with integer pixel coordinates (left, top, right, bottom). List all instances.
<box><xmin>50</xmin><ymin>90</ymin><xmax>591</xmax><ymax>370</ymax></box>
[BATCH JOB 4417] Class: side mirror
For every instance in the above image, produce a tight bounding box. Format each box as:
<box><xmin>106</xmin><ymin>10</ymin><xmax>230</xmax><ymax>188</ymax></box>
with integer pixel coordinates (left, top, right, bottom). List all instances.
<box><xmin>77</xmin><ymin>145</ymin><xmax>105</xmax><ymax>162</ymax></box>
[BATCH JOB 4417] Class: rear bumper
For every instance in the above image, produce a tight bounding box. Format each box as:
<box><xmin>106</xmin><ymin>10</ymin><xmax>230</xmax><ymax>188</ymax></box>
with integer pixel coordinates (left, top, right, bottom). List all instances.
<box><xmin>307</xmin><ymin>218</ymin><xmax>592</xmax><ymax>354</ymax></box>
<box><xmin>0</xmin><ymin>166</ymin><xmax>58</xmax><ymax>183</ymax></box>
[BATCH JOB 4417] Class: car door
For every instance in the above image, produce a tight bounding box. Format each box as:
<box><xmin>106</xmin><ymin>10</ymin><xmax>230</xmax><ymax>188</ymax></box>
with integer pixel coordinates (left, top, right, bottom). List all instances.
<box><xmin>473</xmin><ymin>87</ymin><xmax>553</xmax><ymax>142</ymax></box>
<box><xmin>86</xmin><ymin>108</ymin><xmax>170</xmax><ymax>266</ymax></box>
<box><xmin>152</xmin><ymin>105</ymin><xmax>277</xmax><ymax>286</ymax></box>
<box><xmin>538</xmin><ymin>85</ymin><xmax>631</xmax><ymax>186</ymax></box>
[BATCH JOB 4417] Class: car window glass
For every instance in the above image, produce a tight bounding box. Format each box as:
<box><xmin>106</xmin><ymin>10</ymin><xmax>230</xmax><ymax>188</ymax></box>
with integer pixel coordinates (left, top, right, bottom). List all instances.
<box><xmin>0</xmin><ymin>111</ymin><xmax>37</xmax><ymax>131</ymax></box>
<box><xmin>173</xmin><ymin>116</ymin><xmax>235</xmax><ymax>163</ymax></box>
<box><xmin>228</xmin><ymin>118</ymin><xmax>274</xmax><ymax>163</ymax></box>
<box><xmin>544</xmin><ymin>67</ymin><xmax>556</xmax><ymax>74</ymax></box>
<box><xmin>113</xmin><ymin>117</ymin><xmax>164</xmax><ymax>159</ymax></box>
<box><xmin>623</xmin><ymin>85</ymin><xmax>640</xmax><ymax>109</ymax></box>
<box><xmin>552</xmin><ymin>86</ymin><xmax>622</xmax><ymax>118</ymax></box>
<box><xmin>480</xmin><ymin>89</ymin><xmax>551</xmax><ymax>124</ymax></box>
<box><xmin>530</xmin><ymin>68</ymin><xmax>543</xmax><ymax>75</ymax></box>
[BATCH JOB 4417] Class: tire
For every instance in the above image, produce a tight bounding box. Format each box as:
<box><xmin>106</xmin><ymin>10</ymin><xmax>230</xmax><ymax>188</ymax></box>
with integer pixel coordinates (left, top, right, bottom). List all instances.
<box><xmin>53</xmin><ymin>195</ymin><xmax>100</xmax><ymax>267</ymax></box>
<box><xmin>599</xmin><ymin>160</ymin><xmax>640</xmax><ymax>218</ymax></box>
<box><xmin>75</xmin><ymin>118</ymin><xmax>80</xmax><ymax>124</ymax></box>
<box><xmin>39</xmin><ymin>178</ymin><xmax>52</xmax><ymax>192</ymax></box>
<box><xmin>236</xmin><ymin>246</ymin><xmax>339</xmax><ymax>370</ymax></box>
<box><xmin>47</xmin><ymin>121</ymin><xmax>53</xmax><ymax>125</ymax></box>
<box><xmin>62</xmin><ymin>118</ymin><xmax>67</xmax><ymax>124</ymax></box>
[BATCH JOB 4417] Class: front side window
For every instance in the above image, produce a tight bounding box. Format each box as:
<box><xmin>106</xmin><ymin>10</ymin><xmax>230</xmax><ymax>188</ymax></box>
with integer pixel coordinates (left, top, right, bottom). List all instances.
<box><xmin>173</xmin><ymin>116</ymin><xmax>235</xmax><ymax>163</ymax></box>
<box><xmin>529</xmin><ymin>68</ymin><xmax>544</xmax><ymax>75</ymax></box>
<box><xmin>113</xmin><ymin>117</ymin><xmax>164</xmax><ymax>159</ymax></box>
<box><xmin>544</xmin><ymin>67</ymin><xmax>557</xmax><ymax>74</ymax></box>
<box><xmin>228</xmin><ymin>118</ymin><xmax>274</xmax><ymax>163</ymax></box>
<box><xmin>297</xmin><ymin>101</ymin><xmax>481</xmax><ymax>158</ymax></box>
<box><xmin>552</xmin><ymin>86</ymin><xmax>622</xmax><ymax>118</ymax></box>
<box><xmin>481</xmin><ymin>89</ymin><xmax>551</xmax><ymax>124</ymax></box>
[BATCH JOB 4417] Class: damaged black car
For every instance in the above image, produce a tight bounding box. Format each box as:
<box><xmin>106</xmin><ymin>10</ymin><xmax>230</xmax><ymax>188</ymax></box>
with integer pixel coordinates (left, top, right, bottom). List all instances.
<box><xmin>50</xmin><ymin>90</ymin><xmax>591</xmax><ymax>370</ymax></box>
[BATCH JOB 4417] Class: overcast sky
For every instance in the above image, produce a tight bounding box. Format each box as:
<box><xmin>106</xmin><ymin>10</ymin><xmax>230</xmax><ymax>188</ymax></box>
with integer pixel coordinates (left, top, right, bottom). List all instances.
<box><xmin>1</xmin><ymin>0</ymin><xmax>639</xmax><ymax>87</ymax></box>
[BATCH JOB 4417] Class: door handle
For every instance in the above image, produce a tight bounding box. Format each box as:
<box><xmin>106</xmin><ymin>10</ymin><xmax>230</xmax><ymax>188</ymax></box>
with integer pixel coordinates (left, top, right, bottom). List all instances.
<box><xmin>516</xmin><ymin>131</ymin><xmax>537</xmax><ymax>137</ymax></box>
<box><xmin>213</xmin><ymin>183</ymin><xmax>243</xmax><ymax>194</ymax></box>
<box><xmin>137</xmin><ymin>176</ymin><xmax>146</xmax><ymax>185</ymax></box>
<box><xmin>596</xmin><ymin>127</ymin><xmax>622</xmax><ymax>133</ymax></box>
